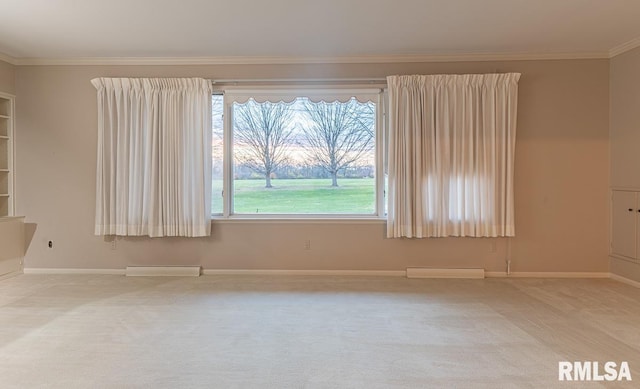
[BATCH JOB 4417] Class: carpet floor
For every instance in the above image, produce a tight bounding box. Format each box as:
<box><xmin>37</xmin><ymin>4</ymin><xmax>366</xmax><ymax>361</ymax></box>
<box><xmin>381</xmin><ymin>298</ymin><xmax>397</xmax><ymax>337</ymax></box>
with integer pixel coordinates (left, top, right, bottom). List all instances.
<box><xmin>0</xmin><ymin>275</ymin><xmax>639</xmax><ymax>388</ymax></box>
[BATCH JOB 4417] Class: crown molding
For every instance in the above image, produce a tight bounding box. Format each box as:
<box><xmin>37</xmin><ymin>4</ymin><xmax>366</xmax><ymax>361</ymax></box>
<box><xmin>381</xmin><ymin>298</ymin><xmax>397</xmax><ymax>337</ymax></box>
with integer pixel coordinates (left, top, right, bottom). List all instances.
<box><xmin>6</xmin><ymin>51</ymin><xmax>610</xmax><ymax>66</ymax></box>
<box><xmin>609</xmin><ymin>36</ymin><xmax>640</xmax><ymax>58</ymax></box>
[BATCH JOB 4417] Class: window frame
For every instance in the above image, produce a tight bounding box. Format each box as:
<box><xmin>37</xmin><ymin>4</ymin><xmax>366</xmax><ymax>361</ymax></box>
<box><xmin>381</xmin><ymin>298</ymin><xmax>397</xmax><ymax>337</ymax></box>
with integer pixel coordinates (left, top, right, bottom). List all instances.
<box><xmin>213</xmin><ymin>86</ymin><xmax>387</xmax><ymax>221</ymax></box>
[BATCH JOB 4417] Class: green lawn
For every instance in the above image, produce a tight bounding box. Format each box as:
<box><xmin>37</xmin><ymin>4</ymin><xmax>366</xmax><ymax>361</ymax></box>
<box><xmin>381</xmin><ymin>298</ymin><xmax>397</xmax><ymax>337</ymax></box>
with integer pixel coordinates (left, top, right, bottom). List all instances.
<box><xmin>212</xmin><ymin>178</ymin><xmax>375</xmax><ymax>214</ymax></box>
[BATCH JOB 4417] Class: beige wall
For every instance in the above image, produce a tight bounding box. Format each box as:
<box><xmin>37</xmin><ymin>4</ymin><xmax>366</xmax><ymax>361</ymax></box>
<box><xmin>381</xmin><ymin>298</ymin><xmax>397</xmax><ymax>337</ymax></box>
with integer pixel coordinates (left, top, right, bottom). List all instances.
<box><xmin>610</xmin><ymin>46</ymin><xmax>640</xmax><ymax>280</ymax></box>
<box><xmin>0</xmin><ymin>59</ymin><xmax>15</xmax><ymax>95</ymax></box>
<box><xmin>15</xmin><ymin>60</ymin><xmax>610</xmax><ymax>272</ymax></box>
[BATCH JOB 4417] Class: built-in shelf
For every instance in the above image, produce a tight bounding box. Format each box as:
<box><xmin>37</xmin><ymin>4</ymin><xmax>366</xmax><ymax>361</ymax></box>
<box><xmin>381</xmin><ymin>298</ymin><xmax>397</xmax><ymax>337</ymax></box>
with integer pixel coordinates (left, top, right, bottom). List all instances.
<box><xmin>0</xmin><ymin>216</ymin><xmax>24</xmax><ymax>276</ymax></box>
<box><xmin>0</xmin><ymin>92</ymin><xmax>14</xmax><ymax>217</ymax></box>
<box><xmin>0</xmin><ymin>215</ymin><xmax>24</xmax><ymax>222</ymax></box>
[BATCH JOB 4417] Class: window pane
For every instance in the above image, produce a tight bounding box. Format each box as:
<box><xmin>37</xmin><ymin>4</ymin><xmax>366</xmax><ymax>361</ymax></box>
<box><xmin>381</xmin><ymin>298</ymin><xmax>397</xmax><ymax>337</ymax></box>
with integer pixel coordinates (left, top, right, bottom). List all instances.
<box><xmin>232</xmin><ymin>97</ymin><xmax>375</xmax><ymax>214</ymax></box>
<box><xmin>211</xmin><ymin>94</ymin><xmax>224</xmax><ymax>214</ymax></box>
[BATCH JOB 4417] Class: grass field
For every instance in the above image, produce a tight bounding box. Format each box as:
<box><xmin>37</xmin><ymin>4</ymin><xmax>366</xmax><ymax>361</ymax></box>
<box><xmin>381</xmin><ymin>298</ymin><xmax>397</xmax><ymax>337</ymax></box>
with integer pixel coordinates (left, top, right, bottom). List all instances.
<box><xmin>212</xmin><ymin>178</ymin><xmax>375</xmax><ymax>214</ymax></box>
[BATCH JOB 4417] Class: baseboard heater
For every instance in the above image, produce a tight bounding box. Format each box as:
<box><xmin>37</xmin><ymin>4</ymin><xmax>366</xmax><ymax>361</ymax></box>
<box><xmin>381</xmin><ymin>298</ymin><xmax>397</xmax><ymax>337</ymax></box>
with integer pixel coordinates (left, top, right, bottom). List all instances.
<box><xmin>125</xmin><ymin>266</ymin><xmax>202</xmax><ymax>277</ymax></box>
<box><xmin>406</xmin><ymin>268</ymin><xmax>485</xmax><ymax>279</ymax></box>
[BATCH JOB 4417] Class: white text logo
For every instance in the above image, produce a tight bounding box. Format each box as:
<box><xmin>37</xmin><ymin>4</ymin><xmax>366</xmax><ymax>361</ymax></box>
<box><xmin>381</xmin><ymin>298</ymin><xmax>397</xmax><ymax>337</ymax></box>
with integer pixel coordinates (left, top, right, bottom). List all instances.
<box><xmin>558</xmin><ymin>361</ymin><xmax>632</xmax><ymax>381</ymax></box>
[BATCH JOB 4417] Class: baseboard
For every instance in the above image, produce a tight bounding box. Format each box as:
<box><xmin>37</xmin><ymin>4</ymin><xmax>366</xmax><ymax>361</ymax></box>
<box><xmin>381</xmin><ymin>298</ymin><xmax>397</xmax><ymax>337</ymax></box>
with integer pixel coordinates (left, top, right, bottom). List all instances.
<box><xmin>406</xmin><ymin>268</ymin><xmax>484</xmax><ymax>279</ymax></box>
<box><xmin>202</xmin><ymin>269</ymin><xmax>406</xmax><ymax>277</ymax></box>
<box><xmin>485</xmin><ymin>271</ymin><xmax>610</xmax><ymax>278</ymax></box>
<box><xmin>17</xmin><ymin>268</ymin><xmax>620</xmax><ymax>282</ymax></box>
<box><xmin>126</xmin><ymin>266</ymin><xmax>201</xmax><ymax>277</ymax></box>
<box><xmin>23</xmin><ymin>268</ymin><xmax>125</xmax><ymax>275</ymax></box>
<box><xmin>0</xmin><ymin>270</ymin><xmax>23</xmax><ymax>281</ymax></box>
<box><xmin>610</xmin><ymin>273</ymin><xmax>640</xmax><ymax>288</ymax></box>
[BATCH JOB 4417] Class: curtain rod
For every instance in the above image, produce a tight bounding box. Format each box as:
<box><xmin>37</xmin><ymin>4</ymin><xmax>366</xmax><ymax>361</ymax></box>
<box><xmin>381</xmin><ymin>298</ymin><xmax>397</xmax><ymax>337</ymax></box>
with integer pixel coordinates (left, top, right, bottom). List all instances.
<box><xmin>209</xmin><ymin>77</ymin><xmax>387</xmax><ymax>85</ymax></box>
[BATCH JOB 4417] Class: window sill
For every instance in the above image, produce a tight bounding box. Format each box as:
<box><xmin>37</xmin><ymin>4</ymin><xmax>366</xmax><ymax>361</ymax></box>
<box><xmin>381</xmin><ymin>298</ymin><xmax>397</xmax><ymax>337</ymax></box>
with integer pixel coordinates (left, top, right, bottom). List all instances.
<box><xmin>210</xmin><ymin>217</ymin><xmax>386</xmax><ymax>225</ymax></box>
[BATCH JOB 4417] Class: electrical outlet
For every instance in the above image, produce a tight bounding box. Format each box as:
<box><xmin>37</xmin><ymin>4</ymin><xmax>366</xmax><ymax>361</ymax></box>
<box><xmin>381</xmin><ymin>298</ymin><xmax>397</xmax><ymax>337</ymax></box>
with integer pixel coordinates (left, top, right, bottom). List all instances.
<box><xmin>304</xmin><ymin>240</ymin><xmax>311</xmax><ymax>250</ymax></box>
<box><xmin>111</xmin><ymin>239</ymin><xmax>117</xmax><ymax>250</ymax></box>
<box><xmin>48</xmin><ymin>240</ymin><xmax>53</xmax><ymax>249</ymax></box>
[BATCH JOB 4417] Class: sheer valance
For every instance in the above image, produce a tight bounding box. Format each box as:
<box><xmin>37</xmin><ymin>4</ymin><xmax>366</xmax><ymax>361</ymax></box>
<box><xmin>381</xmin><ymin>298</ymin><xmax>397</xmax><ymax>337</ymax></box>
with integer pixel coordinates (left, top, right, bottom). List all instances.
<box><xmin>223</xmin><ymin>88</ymin><xmax>382</xmax><ymax>104</ymax></box>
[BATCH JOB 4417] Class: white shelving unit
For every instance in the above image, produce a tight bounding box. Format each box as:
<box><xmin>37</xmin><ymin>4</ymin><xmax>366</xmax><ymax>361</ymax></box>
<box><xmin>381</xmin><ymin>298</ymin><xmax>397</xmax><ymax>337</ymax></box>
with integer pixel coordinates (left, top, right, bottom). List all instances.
<box><xmin>0</xmin><ymin>92</ymin><xmax>14</xmax><ymax>217</ymax></box>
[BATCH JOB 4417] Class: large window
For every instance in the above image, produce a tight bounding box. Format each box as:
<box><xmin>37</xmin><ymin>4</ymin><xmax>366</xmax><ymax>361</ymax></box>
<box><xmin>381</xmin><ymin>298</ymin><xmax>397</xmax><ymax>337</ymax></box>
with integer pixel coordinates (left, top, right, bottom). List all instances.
<box><xmin>212</xmin><ymin>88</ymin><xmax>385</xmax><ymax>218</ymax></box>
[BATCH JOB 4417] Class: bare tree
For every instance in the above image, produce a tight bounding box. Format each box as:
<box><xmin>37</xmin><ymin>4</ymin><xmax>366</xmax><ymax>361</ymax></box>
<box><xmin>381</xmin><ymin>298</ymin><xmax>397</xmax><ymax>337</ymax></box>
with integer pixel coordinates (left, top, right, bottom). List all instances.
<box><xmin>302</xmin><ymin>99</ymin><xmax>374</xmax><ymax>187</ymax></box>
<box><xmin>211</xmin><ymin>94</ymin><xmax>224</xmax><ymax>163</ymax></box>
<box><xmin>234</xmin><ymin>100</ymin><xmax>294</xmax><ymax>188</ymax></box>
<box><xmin>212</xmin><ymin>95</ymin><xmax>224</xmax><ymax>129</ymax></box>
<box><xmin>211</xmin><ymin>95</ymin><xmax>225</xmax><ymax>206</ymax></box>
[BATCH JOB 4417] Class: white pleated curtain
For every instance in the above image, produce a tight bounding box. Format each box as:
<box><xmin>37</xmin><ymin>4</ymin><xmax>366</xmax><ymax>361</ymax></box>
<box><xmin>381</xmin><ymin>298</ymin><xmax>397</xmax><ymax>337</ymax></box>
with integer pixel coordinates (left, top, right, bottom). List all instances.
<box><xmin>92</xmin><ymin>78</ymin><xmax>212</xmax><ymax>237</ymax></box>
<box><xmin>386</xmin><ymin>73</ymin><xmax>520</xmax><ymax>238</ymax></box>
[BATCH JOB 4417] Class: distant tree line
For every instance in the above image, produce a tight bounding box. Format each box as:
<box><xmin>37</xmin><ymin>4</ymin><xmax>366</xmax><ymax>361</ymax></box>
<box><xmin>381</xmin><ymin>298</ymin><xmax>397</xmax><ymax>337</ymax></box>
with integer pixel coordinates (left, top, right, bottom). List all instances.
<box><xmin>232</xmin><ymin>162</ymin><xmax>374</xmax><ymax>181</ymax></box>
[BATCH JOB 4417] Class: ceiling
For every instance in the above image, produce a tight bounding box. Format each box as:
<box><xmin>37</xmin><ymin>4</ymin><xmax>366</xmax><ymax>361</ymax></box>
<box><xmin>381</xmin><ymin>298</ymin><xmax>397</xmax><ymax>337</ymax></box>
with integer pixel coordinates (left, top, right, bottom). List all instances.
<box><xmin>2</xmin><ymin>0</ymin><xmax>640</xmax><ymax>64</ymax></box>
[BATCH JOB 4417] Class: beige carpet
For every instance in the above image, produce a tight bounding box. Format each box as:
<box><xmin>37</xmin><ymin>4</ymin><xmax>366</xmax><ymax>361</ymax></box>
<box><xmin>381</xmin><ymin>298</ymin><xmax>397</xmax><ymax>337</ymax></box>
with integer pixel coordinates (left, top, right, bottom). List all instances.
<box><xmin>0</xmin><ymin>275</ymin><xmax>639</xmax><ymax>388</ymax></box>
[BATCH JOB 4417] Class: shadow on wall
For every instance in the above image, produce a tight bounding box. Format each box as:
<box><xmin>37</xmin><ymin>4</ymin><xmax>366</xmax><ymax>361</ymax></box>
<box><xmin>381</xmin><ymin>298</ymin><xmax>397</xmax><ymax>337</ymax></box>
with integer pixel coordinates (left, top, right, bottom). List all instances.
<box><xmin>24</xmin><ymin>222</ymin><xmax>37</xmax><ymax>257</ymax></box>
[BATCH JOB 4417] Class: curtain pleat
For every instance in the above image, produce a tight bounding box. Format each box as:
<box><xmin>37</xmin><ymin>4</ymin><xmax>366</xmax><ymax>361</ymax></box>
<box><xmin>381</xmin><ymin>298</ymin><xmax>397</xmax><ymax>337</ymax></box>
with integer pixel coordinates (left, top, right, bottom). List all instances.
<box><xmin>386</xmin><ymin>74</ymin><xmax>520</xmax><ymax>238</ymax></box>
<box><xmin>92</xmin><ymin>77</ymin><xmax>212</xmax><ymax>237</ymax></box>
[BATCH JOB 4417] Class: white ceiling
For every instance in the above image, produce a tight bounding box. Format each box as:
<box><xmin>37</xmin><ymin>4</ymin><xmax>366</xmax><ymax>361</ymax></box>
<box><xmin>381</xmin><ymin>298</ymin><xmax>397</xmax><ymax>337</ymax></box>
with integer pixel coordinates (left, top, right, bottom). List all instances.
<box><xmin>2</xmin><ymin>0</ymin><xmax>640</xmax><ymax>63</ymax></box>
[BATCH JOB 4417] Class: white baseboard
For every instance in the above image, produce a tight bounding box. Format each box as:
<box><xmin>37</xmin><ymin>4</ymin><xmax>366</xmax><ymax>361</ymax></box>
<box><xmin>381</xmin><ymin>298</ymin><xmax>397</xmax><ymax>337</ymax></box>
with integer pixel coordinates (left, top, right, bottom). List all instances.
<box><xmin>485</xmin><ymin>271</ymin><xmax>610</xmax><ymax>278</ymax></box>
<box><xmin>202</xmin><ymin>269</ymin><xmax>406</xmax><ymax>277</ymax></box>
<box><xmin>23</xmin><ymin>268</ymin><xmax>125</xmax><ymax>275</ymax></box>
<box><xmin>17</xmin><ymin>268</ymin><xmax>624</xmax><ymax>284</ymax></box>
<box><xmin>126</xmin><ymin>266</ymin><xmax>201</xmax><ymax>277</ymax></box>
<box><xmin>610</xmin><ymin>273</ymin><xmax>640</xmax><ymax>288</ymax></box>
<box><xmin>406</xmin><ymin>268</ymin><xmax>485</xmax><ymax>279</ymax></box>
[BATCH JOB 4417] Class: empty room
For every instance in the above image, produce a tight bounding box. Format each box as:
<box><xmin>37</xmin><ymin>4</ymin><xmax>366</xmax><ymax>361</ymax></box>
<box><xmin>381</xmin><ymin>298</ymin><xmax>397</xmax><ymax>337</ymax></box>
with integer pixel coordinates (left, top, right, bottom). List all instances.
<box><xmin>1</xmin><ymin>0</ymin><xmax>640</xmax><ymax>387</ymax></box>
